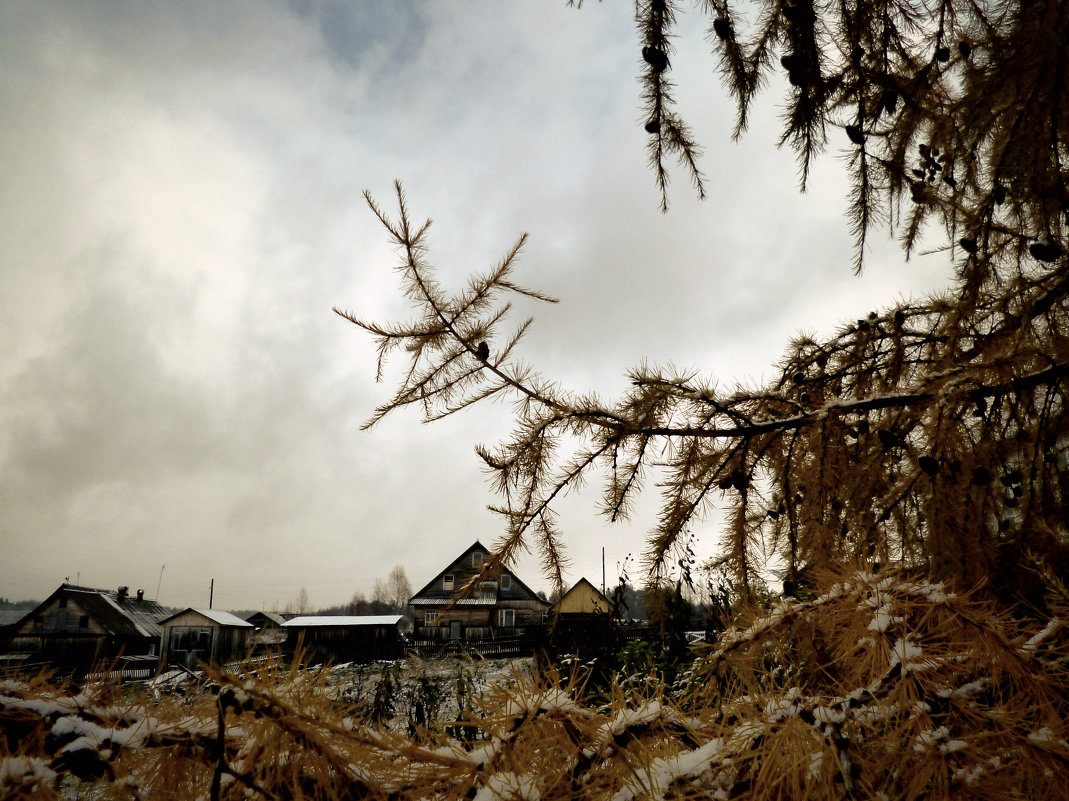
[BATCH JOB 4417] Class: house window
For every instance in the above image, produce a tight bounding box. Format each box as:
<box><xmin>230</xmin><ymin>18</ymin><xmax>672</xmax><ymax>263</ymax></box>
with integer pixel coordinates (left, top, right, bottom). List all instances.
<box><xmin>425</xmin><ymin>611</ymin><xmax>438</xmax><ymax>626</ymax></box>
<box><xmin>79</xmin><ymin>615</ymin><xmax>89</xmax><ymax>629</ymax></box>
<box><xmin>500</xmin><ymin>575</ymin><xmax>511</xmax><ymax>590</ymax></box>
<box><xmin>498</xmin><ymin>609</ymin><xmax>515</xmax><ymax>627</ymax></box>
<box><xmin>443</xmin><ymin>574</ymin><xmax>454</xmax><ymax>591</ymax></box>
<box><xmin>472</xmin><ymin>551</ymin><xmax>484</xmax><ymax>567</ymax></box>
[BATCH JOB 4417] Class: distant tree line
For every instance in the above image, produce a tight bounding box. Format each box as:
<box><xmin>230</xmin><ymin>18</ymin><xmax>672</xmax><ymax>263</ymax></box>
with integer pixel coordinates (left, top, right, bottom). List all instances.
<box><xmin>285</xmin><ymin>565</ymin><xmax>414</xmax><ymax>620</ymax></box>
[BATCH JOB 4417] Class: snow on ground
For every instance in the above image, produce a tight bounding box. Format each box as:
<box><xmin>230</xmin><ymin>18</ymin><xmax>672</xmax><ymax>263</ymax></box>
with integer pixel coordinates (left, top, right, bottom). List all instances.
<box><xmin>323</xmin><ymin>655</ymin><xmax>537</xmax><ymax>732</ymax></box>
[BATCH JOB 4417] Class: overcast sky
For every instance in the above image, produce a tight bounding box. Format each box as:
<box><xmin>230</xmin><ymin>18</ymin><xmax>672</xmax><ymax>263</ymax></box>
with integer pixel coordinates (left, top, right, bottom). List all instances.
<box><xmin>1</xmin><ymin>1</ymin><xmax>955</xmax><ymax>611</ymax></box>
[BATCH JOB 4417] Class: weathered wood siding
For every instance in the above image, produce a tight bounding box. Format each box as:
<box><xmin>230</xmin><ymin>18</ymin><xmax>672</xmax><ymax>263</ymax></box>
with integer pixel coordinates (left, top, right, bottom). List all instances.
<box><xmin>161</xmin><ymin>610</ymin><xmax>251</xmax><ymax>668</ymax></box>
<box><xmin>7</xmin><ymin>588</ymin><xmax>163</xmax><ymax>669</ymax></box>
<box><xmin>552</xmin><ymin>579</ymin><xmax>611</xmax><ymax>616</ymax></box>
<box><xmin>286</xmin><ymin>625</ymin><xmax>401</xmax><ymax>664</ymax></box>
<box><xmin>410</xmin><ymin>541</ymin><xmax>551</xmax><ymax>642</ymax></box>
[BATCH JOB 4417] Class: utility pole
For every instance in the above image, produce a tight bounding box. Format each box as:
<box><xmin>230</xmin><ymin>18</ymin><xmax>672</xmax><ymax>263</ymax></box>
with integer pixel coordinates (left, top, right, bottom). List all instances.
<box><xmin>209</xmin><ymin>578</ymin><xmax>214</xmax><ymax>609</ymax></box>
<box><xmin>155</xmin><ymin>564</ymin><xmax>166</xmax><ymax>601</ymax></box>
<box><xmin>602</xmin><ymin>547</ymin><xmax>606</xmax><ymax>596</ymax></box>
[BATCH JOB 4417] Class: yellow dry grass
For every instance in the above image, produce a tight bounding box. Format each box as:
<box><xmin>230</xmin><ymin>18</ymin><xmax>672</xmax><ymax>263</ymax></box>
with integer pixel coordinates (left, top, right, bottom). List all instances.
<box><xmin>2</xmin><ymin>566</ymin><xmax>1067</xmax><ymax>800</ymax></box>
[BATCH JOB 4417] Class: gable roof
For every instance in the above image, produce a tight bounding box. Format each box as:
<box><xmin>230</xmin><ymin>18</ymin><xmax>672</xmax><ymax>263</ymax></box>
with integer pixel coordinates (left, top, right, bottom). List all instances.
<box><xmin>160</xmin><ymin>608</ymin><xmax>253</xmax><ymax>627</ymax></box>
<box><xmin>409</xmin><ymin>540</ymin><xmax>547</xmax><ymax>606</ymax></box>
<box><xmin>551</xmin><ymin>578</ymin><xmax>611</xmax><ymax>614</ymax></box>
<box><xmin>22</xmin><ymin>584</ymin><xmax>169</xmax><ymax>639</ymax></box>
<box><xmin>246</xmin><ymin>611</ymin><xmax>287</xmax><ymax>627</ymax></box>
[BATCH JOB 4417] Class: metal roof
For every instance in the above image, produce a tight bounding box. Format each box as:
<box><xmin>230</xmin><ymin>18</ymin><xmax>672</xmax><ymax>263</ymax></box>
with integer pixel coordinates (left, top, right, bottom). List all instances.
<box><xmin>63</xmin><ymin>587</ymin><xmax>169</xmax><ymax>638</ymax></box>
<box><xmin>282</xmin><ymin>615</ymin><xmax>403</xmax><ymax>628</ymax></box>
<box><xmin>409</xmin><ymin>597</ymin><xmax>496</xmax><ymax>606</ymax></box>
<box><xmin>246</xmin><ymin>611</ymin><xmax>287</xmax><ymax>627</ymax></box>
<box><xmin>159</xmin><ymin>608</ymin><xmax>253</xmax><ymax>627</ymax></box>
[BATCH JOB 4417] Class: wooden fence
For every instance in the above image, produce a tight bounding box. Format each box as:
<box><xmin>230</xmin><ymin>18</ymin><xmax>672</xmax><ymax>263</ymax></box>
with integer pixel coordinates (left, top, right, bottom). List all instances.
<box><xmin>405</xmin><ymin>635</ymin><xmax>537</xmax><ymax>660</ymax></box>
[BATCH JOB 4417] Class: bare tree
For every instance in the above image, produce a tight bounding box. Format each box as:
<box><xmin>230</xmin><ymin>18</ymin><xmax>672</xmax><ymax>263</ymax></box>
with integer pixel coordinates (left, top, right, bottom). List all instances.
<box><xmin>371</xmin><ymin>578</ymin><xmax>390</xmax><ymax>608</ymax></box>
<box><xmin>288</xmin><ymin>587</ymin><xmax>310</xmax><ymax>616</ymax></box>
<box><xmin>386</xmin><ymin>565</ymin><xmax>412</xmax><ymax>613</ymax></box>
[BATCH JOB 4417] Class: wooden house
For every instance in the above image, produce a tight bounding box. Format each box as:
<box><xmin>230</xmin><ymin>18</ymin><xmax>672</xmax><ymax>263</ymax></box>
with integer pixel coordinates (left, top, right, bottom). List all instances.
<box><xmin>282</xmin><ymin>615</ymin><xmax>403</xmax><ymax>663</ymax></box>
<box><xmin>550</xmin><ymin>578</ymin><xmax>612</xmax><ymax>617</ymax></box>
<box><xmin>409</xmin><ymin>541</ymin><xmax>550</xmax><ymax>643</ymax></box>
<box><xmin>160</xmin><ymin>608</ymin><xmax>253</xmax><ymax>668</ymax></box>
<box><xmin>4</xmin><ymin>584</ymin><xmax>168</xmax><ymax>671</ymax></box>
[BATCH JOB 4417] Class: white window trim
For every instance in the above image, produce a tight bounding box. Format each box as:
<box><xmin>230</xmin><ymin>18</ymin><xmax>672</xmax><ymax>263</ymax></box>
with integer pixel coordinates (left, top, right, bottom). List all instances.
<box><xmin>472</xmin><ymin>551</ymin><xmax>484</xmax><ymax>566</ymax></box>
<box><xmin>443</xmin><ymin>574</ymin><xmax>454</xmax><ymax>590</ymax></box>
<box><xmin>498</xmin><ymin>609</ymin><xmax>515</xmax><ymax>627</ymax></box>
<box><xmin>425</xmin><ymin>611</ymin><xmax>438</xmax><ymax>626</ymax></box>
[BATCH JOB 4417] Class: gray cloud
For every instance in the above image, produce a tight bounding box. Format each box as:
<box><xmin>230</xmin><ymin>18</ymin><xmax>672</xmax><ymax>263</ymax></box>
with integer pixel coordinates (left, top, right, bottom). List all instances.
<box><xmin>0</xmin><ymin>1</ymin><xmax>953</xmax><ymax>609</ymax></box>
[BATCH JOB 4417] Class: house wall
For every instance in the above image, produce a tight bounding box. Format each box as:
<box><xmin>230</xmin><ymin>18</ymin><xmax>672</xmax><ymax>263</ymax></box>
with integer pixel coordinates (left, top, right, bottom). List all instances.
<box><xmin>8</xmin><ymin>595</ymin><xmax>156</xmax><ymax>667</ymax></box>
<box><xmin>414</xmin><ymin>599</ymin><xmax>548</xmax><ymax>642</ymax></box>
<box><xmin>13</xmin><ymin>597</ymin><xmax>107</xmax><ymax>637</ymax></box>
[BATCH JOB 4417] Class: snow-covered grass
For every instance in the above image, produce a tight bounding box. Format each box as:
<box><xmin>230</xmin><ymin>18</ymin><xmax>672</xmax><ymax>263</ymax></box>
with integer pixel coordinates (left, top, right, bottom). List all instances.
<box><xmin>2</xmin><ymin>565</ymin><xmax>1067</xmax><ymax>801</ymax></box>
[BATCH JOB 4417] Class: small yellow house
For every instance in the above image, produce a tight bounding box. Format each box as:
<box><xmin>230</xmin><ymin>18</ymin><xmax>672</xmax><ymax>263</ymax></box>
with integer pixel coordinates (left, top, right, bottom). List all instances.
<box><xmin>551</xmin><ymin>578</ymin><xmax>612</xmax><ymax>617</ymax></box>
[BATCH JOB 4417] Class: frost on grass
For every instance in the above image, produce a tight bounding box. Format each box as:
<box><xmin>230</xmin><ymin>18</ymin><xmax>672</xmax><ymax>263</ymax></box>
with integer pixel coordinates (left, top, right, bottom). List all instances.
<box><xmin>1</xmin><ymin>567</ymin><xmax>1067</xmax><ymax>800</ymax></box>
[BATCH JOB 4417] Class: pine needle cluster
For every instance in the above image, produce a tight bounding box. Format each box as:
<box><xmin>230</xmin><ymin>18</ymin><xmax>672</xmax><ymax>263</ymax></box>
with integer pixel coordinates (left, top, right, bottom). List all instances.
<box><xmin>336</xmin><ymin>179</ymin><xmax>1066</xmax><ymax>610</ymax></box>
<box><xmin>336</xmin><ymin>1</ymin><xmax>1067</xmax><ymax>611</ymax></box>
<box><xmin>631</xmin><ymin>1</ymin><xmax>1068</xmax><ymax>280</ymax></box>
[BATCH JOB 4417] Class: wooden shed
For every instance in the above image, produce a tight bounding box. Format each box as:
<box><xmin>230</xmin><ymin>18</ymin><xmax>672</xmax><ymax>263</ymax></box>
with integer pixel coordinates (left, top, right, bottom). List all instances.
<box><xmin>245</xmin><ymin>611</ymin><xmax>288</xmax><ymax>650</ymax></box>
<box><xmin>161</xmin><ymin>608</ymin><xmax>253</xmax><ymax>668</ymax></box>
<box><xmin>550</xmin><ymin>578</ymin><xmax>612</xmax><ymax>617</ymax></box>
<box><xmin>282</xmin><ymin>615</ymin><xmax>403</xmax><ymax>664</ymax></box>
<box><xmin>547</xmin><ymin>578</ymin><xmax>621</xmax><ymax>659</ymax></box>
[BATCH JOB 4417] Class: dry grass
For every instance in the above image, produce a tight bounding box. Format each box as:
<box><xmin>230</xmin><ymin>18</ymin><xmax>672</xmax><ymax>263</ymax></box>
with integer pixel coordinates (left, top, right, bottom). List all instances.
<box><xmin>3</xmin><ymin>566</ymin><xmax>1067</xmax><ymax>800</ymax></box>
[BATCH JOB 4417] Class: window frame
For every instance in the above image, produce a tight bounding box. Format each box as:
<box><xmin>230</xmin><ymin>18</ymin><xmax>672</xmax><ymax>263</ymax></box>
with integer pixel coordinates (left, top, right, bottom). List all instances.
<box><xmin>443</xmin><ymin>574</ymin><xmax>455</xmax><ymax>591</ymax></box>
<box><xmin>498</xmin><ymin>608</ymin><xmax>515</xmax><ymax>627</ymax></box>
<box><xmin>472</xmin><ymin>551</ymin><xmax>484</xmax><ymax>567</ymax></box>
<box><xmin>500</xmin><ymin>574</ymin><xmax>511</xmax><ymax>590</ymax></box>
<box><xmin>424</xmin><ymin>611</ymin><xmax>438</xmax><ymax>626</ymax></box>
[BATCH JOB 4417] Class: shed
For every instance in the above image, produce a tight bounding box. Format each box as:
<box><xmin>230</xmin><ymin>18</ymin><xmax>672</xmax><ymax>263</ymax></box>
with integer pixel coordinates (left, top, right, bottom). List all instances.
<box><xmin>282</xmin><ymin>615</ymin><xmax>403</xmax><ymax>663</ymax></box>
<box><xmin>161</xmin><ymin>608</ymin><xmax>253</xmax><ymax>668</ymax></box>
<box><xmin>547</xmin><ymin>578</ymin><xmax>620</xmax><ymax>659</ymax></box>
<box><xmin>550</xmin><ymin>578</ymin><xmax>612</xmax><ymax>616</ymax></box>
<box><xmin>245</xmin><ymin>611</ymin><xmax>288</xmax><ymax>650</ymax></box>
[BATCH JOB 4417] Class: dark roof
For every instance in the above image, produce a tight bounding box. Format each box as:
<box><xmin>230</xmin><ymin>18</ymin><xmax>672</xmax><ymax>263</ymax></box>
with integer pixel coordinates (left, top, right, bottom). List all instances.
<box><xmin>409</xmin><ymin>540</ymin><xmax>548</xmax><ymax>607</ymax></box>
<box><xmin>25</xmin><ymin>584</ymin><xmax>169</xmax><ymax>639</ymax></box>
<box><xmin>63</xmin><ymin>586</ymin><xmax>168</xmax><ymax>638</ymax></box>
